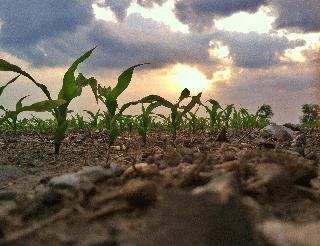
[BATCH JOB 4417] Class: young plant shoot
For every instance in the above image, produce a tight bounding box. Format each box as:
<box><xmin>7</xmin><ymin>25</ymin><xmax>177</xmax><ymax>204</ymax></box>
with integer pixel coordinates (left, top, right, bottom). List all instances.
<box><xmin>0</xmin><ymin>48</ymin><xmax>98</xmax><ymax>154</ymax></box>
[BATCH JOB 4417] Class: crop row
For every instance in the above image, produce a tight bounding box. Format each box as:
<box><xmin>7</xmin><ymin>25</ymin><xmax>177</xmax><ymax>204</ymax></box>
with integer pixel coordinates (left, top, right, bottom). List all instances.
<box><xmin>0</xmin><ymin>48</ymin><xmax>271</xmax><ymax>154</ymax></box>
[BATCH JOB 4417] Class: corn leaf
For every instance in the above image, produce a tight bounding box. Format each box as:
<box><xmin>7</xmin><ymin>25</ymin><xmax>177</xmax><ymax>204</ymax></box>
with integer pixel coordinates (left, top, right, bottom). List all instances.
<box><xmin>0</xmin><ymin>75</ymin><xmax>20</xmax><ymax>97</ymax></box>
<box><xmin>58</xmin><ymin>48</ymin><xmax>95</xmax><ymax>101</ymax></box>
<box><xmin>76</xmin><ymin>73</ymin><xmax>98</xmax><ymax>103</ymax></box>
<box><xmin>0</xmin><ymin>59</ymin><xmax>52</xmax><ymax>99</ymax></box>
<box><xmin>109</xmin><ymin>64</ymin><xmax>146</xmax><ymax>100</ymax></box>
<box><xmin>178</xmin><ymin>88</ymin><xmax>190</xmax><ymax>102</ymax></box>
<box><xmin>22</xmin><ymin>99</ymin><xmax>66</xmax><ymax>112</ymax></box>
<box><xmin>16</xmin><ymin>96</ymin><xmax>29</xmax><ymax>112</ymax></box>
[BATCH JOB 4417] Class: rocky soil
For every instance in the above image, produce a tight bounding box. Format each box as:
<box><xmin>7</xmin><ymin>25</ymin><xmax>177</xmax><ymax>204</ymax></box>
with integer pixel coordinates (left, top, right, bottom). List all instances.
<box><xmin>0</xmin><ymin>124</ymin><xmax>320</xmax><ymax>245</ymax></box>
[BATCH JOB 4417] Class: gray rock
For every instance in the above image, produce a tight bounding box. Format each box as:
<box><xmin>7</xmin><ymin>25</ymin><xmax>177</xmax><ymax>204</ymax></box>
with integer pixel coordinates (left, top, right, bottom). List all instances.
<box><xmin>283</xmin><ymin>123</ymin><xmax>301</xmax><ymax>131</ymax></box>
<box><xmin>132</xmin><ymin>189</ymin><xmax>260</xmax><ymax>246</ymax></box>
<box><xmin>260</xmin><ymin>124</ymin><xmax>294</xmax><ymax>141</ymax></box>
<box><xmin>245</xmin><ymin>163</ymin><xmax>293</xmax><ymax>195</ymax></box>
<box><xmin>192</xmin><ymin>172</ymin><xmax>240</xmax><ymax>203</ymax></box>
<box><xmin>0</xmin><ymin>165</ymin><xmax>24</xmax><ymax>183</ymax></box>
<box><xmin>49</xmin><ymin>166</ymin><xmax>112</xmax><ymax>188</ymax></box>
<box><xmin>258</xmin><ymin>220</ymin><xmax>320</xmax><ymax>246</ymax></box>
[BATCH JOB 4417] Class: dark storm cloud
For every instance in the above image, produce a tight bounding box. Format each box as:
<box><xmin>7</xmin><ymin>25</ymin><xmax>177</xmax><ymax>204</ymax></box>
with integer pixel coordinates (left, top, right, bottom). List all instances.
<box><xmin>16</xmin><ymin>14</ymin><xmax>215</xmax><ymax>70</ymax></box>
<box><xmin>0</xmin><ymin>0</ymin><xmax>307</xmax><ymax>72</ymax></box>
<box><xmin>96</xmin><ymin>0</ymin><xmax>132</xmax><ymax>21</ymax></box>
<box><xmin>0</xmin><ymin>0</ymin><xmax>93</xmax><ymax>47</ymax></box>
<box><xmin>172</xmin><ymin>0</ymin><xmax>320</xmax><ymax>33</ymax></box>
<box><xmin>174</xmin><ymin>0</ymin><xmax>267</xmax><ymax>32</ymax></box>
<box><xmin>97</xmin><ymin>0</ymin><xmax>167</xmax><ymax>21</ymax></box>
<box><xmin>136</xmin><ymin>0</ymin><xmax>167</xmax><ymax>8</ymax></box>
<box><xmin>216</xmin><ymin>32</ymin><xmax>305</xmax><ymax>68</ymax></box>
<box><xmin>271</xmin><ymin>0</ymin><xmax>320</xmax><ymax>33</ymax></box>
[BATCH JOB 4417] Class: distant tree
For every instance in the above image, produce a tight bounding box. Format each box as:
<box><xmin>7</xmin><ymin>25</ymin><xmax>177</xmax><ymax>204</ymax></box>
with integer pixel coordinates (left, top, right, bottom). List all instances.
<box><xmin>300</xmin><ymin>104</ymin><xmax>320</xmax><ymax>123</ymax></box>
<box><xmin>256</xmin><ymin>104</ymin><xmax>274</xmax><ymax>119</ymax></box>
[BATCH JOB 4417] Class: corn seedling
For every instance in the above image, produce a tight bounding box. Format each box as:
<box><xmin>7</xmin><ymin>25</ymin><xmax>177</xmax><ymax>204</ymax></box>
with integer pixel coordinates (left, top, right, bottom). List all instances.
<box><xmin>97</xmin><ymin>64</ymin><xmax>147</xmax><ymax>146</ymax></box>
<box><xmin>134</xmin><ymin>102</ymin><xmax>161</xmax><ymax>144</ymax></box>
<box><xmin>203</xmin><ymin>99</ymin><xmax>223</xmax><ymax>128</ymax></box>
<box><xmin>0</xmin><ymin>48</ymin><xmax>98</xmax><ymax>154</ymax></box>
<box><xmin>84</xmin><ymin>109</ymin><xmax>103</xmax><ymax>128</ymax></box>
<box><xmin>135</xmin><ymin>88</ymin><xmax>202</xmax><ymax>139</ymax></box>
<box><xmin>0</xmin><ymin>96</ymin><xmax>65</xmax><ymax>131</ymax></box>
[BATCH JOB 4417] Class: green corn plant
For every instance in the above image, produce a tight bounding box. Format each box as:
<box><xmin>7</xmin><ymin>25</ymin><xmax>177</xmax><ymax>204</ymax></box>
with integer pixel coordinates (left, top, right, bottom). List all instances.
<box><xmin>203</xmin><ymin>99</ymin><xmax>223</xmax><ymax>128</ymax></box>
<box><xmin>133</xmin><ymin>88</ymin><xmax>202</xmax><ymax>139</ymax></box>
<box><xmin>97</xmin><ymin>64</ymin><xmax>146</xmax><ymax>146</ymax></box>
<box><xmin>84</xmin><ymin>109</ymin><xmax>103</xmax><ymax>128</ymax></box>
<box><xmin>0</xmin><ymin>48</ymin><xmax>98</xmax><ymax>154</ymax></box>
<box><xmin>69</xmin><ymin>113</ymin><xmax>86</xmax><ymax>129</ymax></box>
<box><xmin>0</xmin><ymin>96</ymin><xmax>65</xmax><ymax>131</ymax></box>
<box><xmin>134</xmin><ymin>102</ymin><xmax>161</xmax><ymax>144</ymax></box>
<box><xmin>184</xmin><ymin>106</ymin><xmax>201</xmax><ymax>133</ymax></box>
<box><xmin>221</xmin><ymin>104</ymin><xmax>235</xmax><ymax>127</ymax></box>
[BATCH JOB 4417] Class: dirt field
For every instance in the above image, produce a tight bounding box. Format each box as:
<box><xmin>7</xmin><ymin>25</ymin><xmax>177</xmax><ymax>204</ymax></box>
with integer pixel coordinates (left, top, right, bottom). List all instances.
<box><xmin>0</xmin><ymin>127</ymin><xmax>320</xmax><ymax>245</ymax></box>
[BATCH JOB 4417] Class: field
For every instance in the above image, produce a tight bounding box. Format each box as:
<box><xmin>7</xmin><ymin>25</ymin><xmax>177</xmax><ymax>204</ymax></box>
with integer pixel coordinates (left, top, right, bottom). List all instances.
<box><xmin>1</xmin><ymin>49</ymin><xmax>320</xmax><ymax>245</ymax></box>
<box><xmin>0</xmin><ymin>126</ymin><xmax>320</xmax><ymax>245</ymax></box>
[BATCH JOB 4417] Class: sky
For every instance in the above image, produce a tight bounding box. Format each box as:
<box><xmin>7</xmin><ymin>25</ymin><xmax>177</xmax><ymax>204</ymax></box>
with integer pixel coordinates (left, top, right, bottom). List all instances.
<box><xmin>0</xmin><ymin>0</ymin><xmax>319</xmax><ymax>123</ymax></box>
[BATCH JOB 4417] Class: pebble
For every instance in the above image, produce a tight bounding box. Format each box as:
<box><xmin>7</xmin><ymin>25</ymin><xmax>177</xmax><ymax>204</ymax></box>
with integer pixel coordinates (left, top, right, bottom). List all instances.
<box><xmin>49</xmin><ymin>166</ymin><xmax>112</xmax><ymax>188</ymax></box>
<box><xmin>133</xmin><ymin>189</ymin><xmax>258</xmax><ymax>245</ymax></box>
<box><xmin>245</xmin><ymin>163</ymin><xmax>293</xmax><ymax>195</ymax></box>
<box><xmin>260</xmin><ymin>124</ymin><xmax>294</xmax><ymax>141</ymax></box>
<box><xmin>193</xmin><ymin>172</ymin><xmax>239</xmax><ymax>203</ymax></box>
<box><xmin>122</xmin><ymin>163</ymin><xmax>157</xmax><ymax>179</ymax></box>
<box><xmin>121</xmin><ymin>179</ymin><xmax>157</xmax><ymax>208</ymax></box>
<box><xmin>258</xmin><ymin>220</ymin><xmax>320</xmax><ymax>246</ymax></box>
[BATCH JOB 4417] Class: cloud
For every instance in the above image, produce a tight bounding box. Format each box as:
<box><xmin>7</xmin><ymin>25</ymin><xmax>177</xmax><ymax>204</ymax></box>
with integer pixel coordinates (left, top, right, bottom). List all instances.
<box><xmin>0</xmin><ymin>0</ymin><xmax>93</xmax><ymax>47</ymax></box>
<box><xmin>212</xmin><ymin>64</ymin><xmax>317</xmax><ymax>123</ymax></box>
<box><xmin>174</xmin><ymin>0</ymin><xmax>267</xmax><ymax>32</ymax></box>
<box><xmin>271</xmin><ymin>0</ymin><xmax>320</xmax><ymax>33</ymax></box>
<box><xmin>96</xmin><ymin>0</ymin><xmax>132</xmax><ymax>21</ymax></box>
<box><xmin>0</xmin><ymin>0</ymin><xmax>309</xmax><ymax>74</ymax></box>
<box><xmin>136</xmin><ymin>0</ymin><xmax>167</xmax><ymax>8</ymax></box>
<box><xmin>0</xmin><ymin>12</ymin><xmax>216</xmax><ymax>71</ymax></box>
<box><xmin>97</xmin><ymin>0</ymin><xmax>168</xmax><ymax>21</ymax></box>
<box><xmin>215</xmin><ymin>31</ymin><xmax>305</xmax><ymax>68</ymax></box>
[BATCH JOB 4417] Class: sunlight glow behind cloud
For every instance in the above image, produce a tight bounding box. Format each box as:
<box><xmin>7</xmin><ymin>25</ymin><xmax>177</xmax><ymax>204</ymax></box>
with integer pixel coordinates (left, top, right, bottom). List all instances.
<box><xmin>92</xmin><ymin>3</ymin><xmax>117</xmax><ymax>23</ymax></box>
<box><xmin>214</xmin><ymin>7</ymin><xmax>275</xmax><ymax>34</ymax></box>
<box><xmin>169</xmin><ymin>64</ymin><xmax>211</xmax><ymax>93</ymax></box>
<box><xmin>127</xmin><ymin>0</ymin><xmax>189</xmax><ymax>33</ymax></box>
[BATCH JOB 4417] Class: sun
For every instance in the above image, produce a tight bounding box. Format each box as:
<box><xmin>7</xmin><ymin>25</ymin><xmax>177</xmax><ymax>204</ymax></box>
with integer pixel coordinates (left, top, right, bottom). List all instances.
<box><xmin>169</xmin><ymin>64</ymin><xmax>211</xmax><ymax>93</ymax></box>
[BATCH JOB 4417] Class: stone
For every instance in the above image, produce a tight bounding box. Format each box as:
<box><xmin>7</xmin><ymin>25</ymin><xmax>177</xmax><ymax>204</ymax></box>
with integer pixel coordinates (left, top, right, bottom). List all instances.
<box><xmin>49</xmin><ymin>166</ymin><xmax>112</xmax><ymax>188</ymax></box>
<box><xmin>283</xmin><ymin>123</ymin><xmax>301</xmax><ymax>131</ymax></box>
<box><xmin>122</xmin><ymin>163</ymin><xmax>158</xmax><ymax>179</ymax></box>
<box><xmin>21</xmin><ymin>189</ymin><xmax>63</xmax><ymax>221</ymax></box>
<box><xmin>258</xmin><ymin>220</ymin><xmax>320</xmax><ymax>246</ymax></box>
<box><xmin>192</xmin><ymin>172</ymin><xmax>239</xmax><ymax>203</ymax></box>
<box><xmin>0</xmin><ymin>165</ymin><xmax>24</xmax><ymax>183</ymax></box>
<box><xmin>121</xmin><ymin>179</ymin><xmax>157</xmax><ymax>208</ymax></box>
<box><xmin>132</xmin><ymin>189</ymin><xmax>260</xmax><ymax>246</ymax></box>
<box><xmin>260</xmin><ymin>124</ymin><xmax>294</xmax><ymax>141</ymax></box>
<box><xmin>245</xmin><ymin>163</ymin><xmax>293</xmax><ymax>195</ymax></box>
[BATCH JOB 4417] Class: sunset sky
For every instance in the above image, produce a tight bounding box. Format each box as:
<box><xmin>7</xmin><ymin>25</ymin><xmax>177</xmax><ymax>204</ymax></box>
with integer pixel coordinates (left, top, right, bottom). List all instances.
<box><xmin>0</xmin><ymin>0</ymin><xmax>319</xmax><ymax>123</ymax></box>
